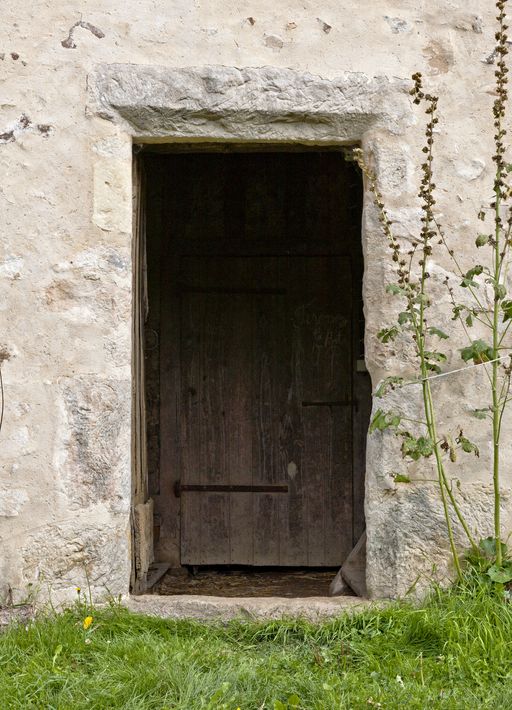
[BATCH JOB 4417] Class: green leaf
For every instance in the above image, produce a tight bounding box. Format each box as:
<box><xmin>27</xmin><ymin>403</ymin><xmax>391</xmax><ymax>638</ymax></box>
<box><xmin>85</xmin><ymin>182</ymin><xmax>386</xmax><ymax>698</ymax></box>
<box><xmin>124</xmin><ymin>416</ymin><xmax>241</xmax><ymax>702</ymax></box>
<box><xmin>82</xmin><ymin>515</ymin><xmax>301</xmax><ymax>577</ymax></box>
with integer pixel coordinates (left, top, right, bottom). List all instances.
<box><xmin>460</xmin><ymin>277</ymin><xmax>478</xmax><ymax>288</ymax></box>
<box><xmin>495</xmin><ymin>283</ymin><xmax>507</xmax><ymax>300</ymax></box>
<box><xmin>393</xmin><ymin>474</ymin><xmax>411</xmax><ymax>483</ymax></box>
<box><xmin>274</xmin><ymin>702</ymin><xmax>287</xmax><ymax>710</ymax></box>
<box><xmin>460</xmin><ymin>340</ymin><xmax>494</xmax><ymax>364</ymax></box>
<box><xmin>460</xmin><ymin>265</ymin><xmax>483</xmax><ymax>288</ymax></box>
<box><xmin>370</xmin><ymin>409</ymin><xmax>401</xmax><ymax>433</ymax></box>
<box><xmin>479</xmin><ymin>537</ymin><xmax>508</xmax><ymax>559</ymax></box>
<box><xmin>425</xmin><ymin>362</ymin><xmax>441</xmax><ymax>374</ymax></box>
<box><xmin>502</xmin><ymin>300</ymin><xmax>512</xmax><ymax>322</ymax></box>
<box><xmin>401</xmin><ymin>435</ymin><xmax>434</xmax><ymax>461</ymax></box>
<box><xmin>472</xmin><ymin>408</ymin><xmax>489</xmax><ymax>420</ymax></box>
<box><xmin>424</xmin><ymin>350</ymin><xmax>447</xmax><ymax>374</ymax></box>
<box><xmin>386</xmin><ymin>284</ymin><xmax>404</xmax><ymax>296</ymax></box>
<box><xmin>428</xmin><ymin>326</ymin><xmax>449</xmax><ymax>339</ymax></box>
<box><xmin>466</xmin><ymin>265</ymin><xmax>484</xmax><ymax>279</ymax></box>
<box><xmin>456</xmin><ymin>434</ymin><xmax>480</xmax><ymax>457</ymax></box>
<box><xmin>480</xmin><ymin>537</ymin><xmax>495</xmax><ymax>557</ymax></box>
<box><xmin>398</xmin><ymin>311</ymin><xmax>411</xmax><ymax>325</ymax></box>
<box><xmin>416</xmin><ymin>437</ymin><xmax>434</xmax><ymax>456</ymax></box>
<box><xmin>369</xmin><ymin>410</ymin><xmax>385</xmax><ymax>433</ymax></box>
<box><xmin>487</xmin><ymin>564</ymin><xmax>512</xmax><ymax>583</ymax></box>
<box><xmin>475</xmin><ymin>233</ymin><xmax>489</xmax><ymax>247</ymax></box>
<box><xmin>374</xmin><ymin>376</ymin><xmax>405</xmax><ymax>398</ymax></box>
<box><xmin>287</xmin><ymin>696</ymin><xmax>301</xmax><ymax>708</ymax></box>
<box><xmin>465</xmin><ymin>313</ymin><xmax>474</xmax><ymax>327</ymax></box>
<box><xmin>377</xmin><ymin>326</ymin><xmax>400</xmax><ymax>343</ymax></box>
<box><xmin>424</xmin><ymin>351</ymin><xmax>447</xmax><ymax>362</ymax></box>
<box><xmin>461</xmin><ymin>439</ymin><xmax>479</xmax><ymax>455</ymax></box>
<box><xmin>452</xmin><ymin>304</ymin><xmax>464</xmax><ymax>320</ymax></box>
<box><xmin>413</xmin><ymin>293</ymin><xmax>429</xmax><ymax>305</ymax></box>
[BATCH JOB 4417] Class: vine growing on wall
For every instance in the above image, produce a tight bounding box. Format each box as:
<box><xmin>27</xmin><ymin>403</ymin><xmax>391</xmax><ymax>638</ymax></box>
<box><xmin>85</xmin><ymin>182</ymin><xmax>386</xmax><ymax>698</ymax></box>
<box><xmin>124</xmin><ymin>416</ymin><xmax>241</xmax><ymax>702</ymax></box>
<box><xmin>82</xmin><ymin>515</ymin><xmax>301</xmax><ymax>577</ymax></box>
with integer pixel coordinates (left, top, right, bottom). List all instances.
<box><xmin>356</xmin><ymin>0</ymin><xmax>512</xmax><ymax>583</ymax></box>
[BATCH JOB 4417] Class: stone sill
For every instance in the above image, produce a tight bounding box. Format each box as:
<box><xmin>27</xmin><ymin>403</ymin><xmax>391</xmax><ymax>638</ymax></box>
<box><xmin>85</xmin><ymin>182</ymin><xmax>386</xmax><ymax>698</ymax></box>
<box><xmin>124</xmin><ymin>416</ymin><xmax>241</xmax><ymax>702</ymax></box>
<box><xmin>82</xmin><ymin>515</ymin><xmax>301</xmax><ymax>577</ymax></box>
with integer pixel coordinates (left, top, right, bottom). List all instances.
<box><xmin>125</xmin><ymin>594</ymin><xmax>380</xmax><ymax>622</ymax></box>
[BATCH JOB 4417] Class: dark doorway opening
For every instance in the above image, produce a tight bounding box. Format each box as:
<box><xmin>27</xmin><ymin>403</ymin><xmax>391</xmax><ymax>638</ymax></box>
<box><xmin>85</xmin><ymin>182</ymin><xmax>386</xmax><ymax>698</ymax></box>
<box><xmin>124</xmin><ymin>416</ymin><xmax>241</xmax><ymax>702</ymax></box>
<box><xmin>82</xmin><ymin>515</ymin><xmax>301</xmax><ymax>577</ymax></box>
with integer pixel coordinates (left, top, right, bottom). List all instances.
<box><xmin>140</xmin><ymin>146</ymin><xmax>370</xmax><ymax>596</ymax></box>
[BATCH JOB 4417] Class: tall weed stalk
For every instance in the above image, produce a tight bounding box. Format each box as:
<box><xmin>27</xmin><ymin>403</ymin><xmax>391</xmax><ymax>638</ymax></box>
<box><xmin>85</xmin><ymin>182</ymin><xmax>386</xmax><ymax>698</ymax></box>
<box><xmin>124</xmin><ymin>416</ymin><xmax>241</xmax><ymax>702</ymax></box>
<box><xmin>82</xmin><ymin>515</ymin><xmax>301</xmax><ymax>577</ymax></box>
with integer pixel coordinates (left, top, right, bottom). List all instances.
<box><xmin>357</xmin><ymin>0</ymin><xmax>512</xmax><ymax>582</ymax></box>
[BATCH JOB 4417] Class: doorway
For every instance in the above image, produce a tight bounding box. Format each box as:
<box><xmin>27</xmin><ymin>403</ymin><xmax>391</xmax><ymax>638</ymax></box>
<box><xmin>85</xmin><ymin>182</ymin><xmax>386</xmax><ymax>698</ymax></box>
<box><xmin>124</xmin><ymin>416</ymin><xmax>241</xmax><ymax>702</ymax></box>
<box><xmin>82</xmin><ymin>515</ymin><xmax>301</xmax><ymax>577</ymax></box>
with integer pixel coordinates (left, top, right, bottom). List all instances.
<box><xmin>137</xmin><ymin>147</ymin><xmax>370</xmax><ymax>594</ymax></box>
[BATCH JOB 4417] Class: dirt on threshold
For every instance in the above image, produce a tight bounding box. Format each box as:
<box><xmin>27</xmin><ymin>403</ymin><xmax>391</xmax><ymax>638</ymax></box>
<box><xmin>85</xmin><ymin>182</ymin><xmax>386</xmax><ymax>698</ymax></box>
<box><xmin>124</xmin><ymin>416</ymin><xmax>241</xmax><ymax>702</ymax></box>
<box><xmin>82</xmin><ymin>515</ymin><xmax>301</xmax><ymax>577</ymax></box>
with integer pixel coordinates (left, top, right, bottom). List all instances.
<box><xmin>152</xmin><ymin>567</ymin><xmax>352</xmax><ymax>598</ymax></box>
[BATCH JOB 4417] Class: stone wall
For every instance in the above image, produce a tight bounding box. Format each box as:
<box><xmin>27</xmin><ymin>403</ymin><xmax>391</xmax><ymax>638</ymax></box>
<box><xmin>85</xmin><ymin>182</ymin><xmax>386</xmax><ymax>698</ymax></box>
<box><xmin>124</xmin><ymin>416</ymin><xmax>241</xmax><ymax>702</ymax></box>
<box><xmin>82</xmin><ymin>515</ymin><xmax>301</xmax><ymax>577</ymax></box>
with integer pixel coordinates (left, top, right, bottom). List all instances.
<box><xmin>0</xmin><ymin>1</ymin><xmax>509</xmax><ymax>601</ymax></box>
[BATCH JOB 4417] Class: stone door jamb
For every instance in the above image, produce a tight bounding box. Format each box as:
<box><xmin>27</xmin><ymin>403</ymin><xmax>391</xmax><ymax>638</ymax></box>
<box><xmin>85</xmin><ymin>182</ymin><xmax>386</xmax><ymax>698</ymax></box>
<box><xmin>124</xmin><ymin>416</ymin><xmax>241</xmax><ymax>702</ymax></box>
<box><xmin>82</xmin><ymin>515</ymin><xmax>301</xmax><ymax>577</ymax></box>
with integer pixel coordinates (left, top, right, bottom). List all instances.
<box><xmin>89</xmin><ymin>63</ymin><xmax>414</xmax><ymax>597</ymax></box>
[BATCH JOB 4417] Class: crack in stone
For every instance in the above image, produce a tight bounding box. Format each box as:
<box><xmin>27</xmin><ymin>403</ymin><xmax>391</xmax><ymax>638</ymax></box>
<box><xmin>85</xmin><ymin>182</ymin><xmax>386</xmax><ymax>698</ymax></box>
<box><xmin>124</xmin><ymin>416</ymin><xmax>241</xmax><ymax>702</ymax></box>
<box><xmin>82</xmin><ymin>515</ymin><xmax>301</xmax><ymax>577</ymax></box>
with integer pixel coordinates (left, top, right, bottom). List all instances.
<box><xmin>61</xmin><ymin>20</ymin><xmax>105</xmax><ymax>49</ymax></box>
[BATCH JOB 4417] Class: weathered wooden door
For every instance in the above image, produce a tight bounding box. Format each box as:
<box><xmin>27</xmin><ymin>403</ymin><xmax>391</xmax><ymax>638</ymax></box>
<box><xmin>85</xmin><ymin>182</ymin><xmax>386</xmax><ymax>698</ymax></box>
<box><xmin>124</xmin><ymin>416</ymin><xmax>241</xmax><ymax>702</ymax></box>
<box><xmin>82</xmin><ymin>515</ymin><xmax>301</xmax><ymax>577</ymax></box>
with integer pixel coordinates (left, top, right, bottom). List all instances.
<box><xmin>177</xmin><ymin>254</ymin><xmax>353</xmax><ymax>566</ymax></box>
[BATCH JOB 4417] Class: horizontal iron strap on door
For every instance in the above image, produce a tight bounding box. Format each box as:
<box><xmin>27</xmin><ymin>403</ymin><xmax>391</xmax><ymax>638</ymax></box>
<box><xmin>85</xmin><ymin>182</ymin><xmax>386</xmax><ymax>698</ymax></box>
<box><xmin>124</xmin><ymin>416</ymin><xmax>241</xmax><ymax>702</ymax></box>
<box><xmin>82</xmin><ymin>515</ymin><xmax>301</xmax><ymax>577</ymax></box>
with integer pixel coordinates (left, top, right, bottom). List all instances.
<box><xmin>174</xmin><ymin>483</ymin><xmax>289</xmax><ymax>497</ymax></box>
<box><xmin>178</xmin><ymin>286</ymin><xmax>287</xmax><ymax>295</ymax></box>
<box><xmin>301</xmin><ymin>400</ymin><xmax>354</xmax><ymax>407</ymax></box>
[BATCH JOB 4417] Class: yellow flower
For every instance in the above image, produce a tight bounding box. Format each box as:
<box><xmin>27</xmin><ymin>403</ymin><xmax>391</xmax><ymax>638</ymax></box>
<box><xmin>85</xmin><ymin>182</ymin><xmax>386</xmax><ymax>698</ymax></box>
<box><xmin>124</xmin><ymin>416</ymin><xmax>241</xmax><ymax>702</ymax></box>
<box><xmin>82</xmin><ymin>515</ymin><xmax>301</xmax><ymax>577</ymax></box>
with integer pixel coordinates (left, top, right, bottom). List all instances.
<box><xmin>76</xmin><ymin>587</ymin><xmax>81</xmax><ymax>593</ymax></box>
<box><xmin>83</xmin><ymin>616</ymin><xmax>93</xmax><ymax>630</ymax></box>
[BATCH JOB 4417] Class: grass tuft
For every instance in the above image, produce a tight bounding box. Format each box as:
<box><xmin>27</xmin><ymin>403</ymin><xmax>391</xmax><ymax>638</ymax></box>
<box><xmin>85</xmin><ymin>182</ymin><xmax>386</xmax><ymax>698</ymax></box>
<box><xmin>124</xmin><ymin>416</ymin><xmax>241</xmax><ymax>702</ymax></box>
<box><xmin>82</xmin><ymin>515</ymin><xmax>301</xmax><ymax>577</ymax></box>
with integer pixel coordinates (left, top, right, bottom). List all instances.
<box><xmin>1</xmin><ymin>585</ymin><xmax>512</xmax><ymax>708</ymax></box>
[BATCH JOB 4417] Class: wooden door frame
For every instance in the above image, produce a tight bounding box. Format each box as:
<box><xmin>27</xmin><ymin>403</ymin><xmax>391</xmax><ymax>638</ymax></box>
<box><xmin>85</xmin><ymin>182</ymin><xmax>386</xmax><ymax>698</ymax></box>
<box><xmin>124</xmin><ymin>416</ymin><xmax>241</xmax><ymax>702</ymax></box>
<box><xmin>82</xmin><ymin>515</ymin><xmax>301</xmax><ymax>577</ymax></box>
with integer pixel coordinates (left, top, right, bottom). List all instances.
<box><xmin>131</xmin><ymin>156</ymin><xmax>155</xmax><ymax>594</ymax></box>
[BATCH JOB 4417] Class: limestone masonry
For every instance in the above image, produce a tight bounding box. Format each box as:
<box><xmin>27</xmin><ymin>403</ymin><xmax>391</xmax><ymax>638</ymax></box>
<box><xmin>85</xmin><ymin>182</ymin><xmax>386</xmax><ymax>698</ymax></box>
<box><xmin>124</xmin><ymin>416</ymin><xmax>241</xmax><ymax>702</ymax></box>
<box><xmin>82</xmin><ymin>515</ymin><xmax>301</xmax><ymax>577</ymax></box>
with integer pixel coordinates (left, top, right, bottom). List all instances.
<box><xmin>0</xmin><ymin>1</ymin><xmax>509</xmax><ymax>602</ymax></box>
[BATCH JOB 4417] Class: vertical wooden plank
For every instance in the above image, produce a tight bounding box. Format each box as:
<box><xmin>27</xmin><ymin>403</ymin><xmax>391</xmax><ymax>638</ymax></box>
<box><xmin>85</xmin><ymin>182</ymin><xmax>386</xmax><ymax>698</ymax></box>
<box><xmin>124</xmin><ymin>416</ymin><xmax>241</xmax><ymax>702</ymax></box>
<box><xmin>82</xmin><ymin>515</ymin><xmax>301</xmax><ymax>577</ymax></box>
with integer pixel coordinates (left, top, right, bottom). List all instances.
<box><xmin>131</xmin><ymin>155</ymin><xmax>154</xmax><ymax>592</ymax></box>
<box><xmin>253</xmin><ymin>493</ymin><xmax>281</xmax><ymax>564</ymax></box>
<box><xmin>279</xmin><ymin>256</ymin><xmax>307</xmax><ymax>565</ymax></box>
<box><xmin>290</xmin><ymin>257</ymin><xmax>353</xmax><ymax>566</ymax></box>
<box><xmin>326</xmin><ymin>406</ymin><xmax>354</xmax><ymax>564</ymax></box>
<box><xmin>223</xmin><ymin>154</ymin><xmax>246</xmax><ymax>253</ymax></box>
<box><xmin>131</xmin><ymin>156</ymin><xmax>148</xmax><ymax>506</ymax></box>
<box><xmin>244</xmin><ymin>154</ymin><xmax>286</xmax><ymax>250</ymax></box>
<box><xmin>200</xmin><ymin>263</ymin><xmax>231</xmax><ymax>564</ymax></box>
<box><xmin>143</xmin><ymin>157</ymin><xmax>162</xmax><ymax>501</ymax></box>
<box><xmin>352</xmin><ymin>373</ymin><xmax>372</xmax><ymax>543</ymax></box>
<box><xmin>180</xmin><ymin>285</ymin><xmax>231</xmax><ymax>564</ymax></box>
<box><xmin>274</xmin><ymin>258</ymin><xmax>303</xmax><ymax>567</ymax></box>
<box><xmin>225</xmin><ymin>282</ymin><xmax>254</xmax><ymax>564</ymax></box>
<box><xmin>180</xmin><ymin>257</ymin><xmax>259</xmax><ymax>564</ymax></box>
<box><xmin>179</xmin><ymin>287</ymin><xmax>204</xmax><ymax>564</ymax></box>
<box><xmin>157</xmin><ymin>156</ymin><xmax>184</xmax><ymax>566</ymax></box>
<box><xmin>157</xmin><ymin>277</ymin><xmax>181</xmax><ymax>562</ymax></box>
<box><xmin>300</xmin><ymin>403</ymin><xmax>355</xmax><ymax>565</ymax></box>
<box><xmin>298</xmin><ymin>258</ymin><xmax>352</xmax><ymax>403</ymax></box>
<box><xmin>252</xmin><ymin>258</ymin><xmax>283</xmax><ymax>565</ymax></box>
<box><xmin>302</xmin><ymin>406</ymin><xmax>327</xmax><ymax>565</ymax></box>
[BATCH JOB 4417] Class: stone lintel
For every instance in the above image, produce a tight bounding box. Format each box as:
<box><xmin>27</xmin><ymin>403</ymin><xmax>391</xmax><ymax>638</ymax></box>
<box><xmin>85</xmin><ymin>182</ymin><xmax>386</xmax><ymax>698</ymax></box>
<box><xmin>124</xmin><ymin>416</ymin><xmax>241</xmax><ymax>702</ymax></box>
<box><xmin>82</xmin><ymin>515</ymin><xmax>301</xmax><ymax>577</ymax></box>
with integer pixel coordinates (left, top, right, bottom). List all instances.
<box><xmin>90</xmin><ymin>64</ymin><xmax>411</xmax><ymax>142</ymax></box>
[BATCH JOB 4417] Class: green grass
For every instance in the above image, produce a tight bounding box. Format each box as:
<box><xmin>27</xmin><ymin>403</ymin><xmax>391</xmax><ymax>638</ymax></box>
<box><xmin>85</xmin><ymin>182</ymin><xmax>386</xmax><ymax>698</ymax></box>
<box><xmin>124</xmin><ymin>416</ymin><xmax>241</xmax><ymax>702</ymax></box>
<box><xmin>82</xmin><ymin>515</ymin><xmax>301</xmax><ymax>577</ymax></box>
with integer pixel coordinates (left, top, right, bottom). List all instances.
<box><xmin>1</xmin><ymin>584</ymin><xmax>512</xmax><ymax>709</ymax></box>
